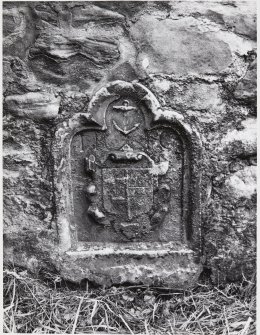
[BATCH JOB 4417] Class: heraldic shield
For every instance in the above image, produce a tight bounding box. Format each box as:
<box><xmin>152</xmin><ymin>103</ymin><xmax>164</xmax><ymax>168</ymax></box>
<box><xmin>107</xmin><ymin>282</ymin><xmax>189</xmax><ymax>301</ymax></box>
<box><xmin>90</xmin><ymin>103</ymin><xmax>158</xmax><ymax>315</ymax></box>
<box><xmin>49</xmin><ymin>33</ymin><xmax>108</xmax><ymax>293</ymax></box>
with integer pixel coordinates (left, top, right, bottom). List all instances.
<box><xmin>102</xmin><ymin>168</ymin><xmax>154</xmax><ymax>218</ymax></box>
<box><xmin>102</xmin><ymin>167</ymin><xmax>154</xmax><ymax>240</ymax></box>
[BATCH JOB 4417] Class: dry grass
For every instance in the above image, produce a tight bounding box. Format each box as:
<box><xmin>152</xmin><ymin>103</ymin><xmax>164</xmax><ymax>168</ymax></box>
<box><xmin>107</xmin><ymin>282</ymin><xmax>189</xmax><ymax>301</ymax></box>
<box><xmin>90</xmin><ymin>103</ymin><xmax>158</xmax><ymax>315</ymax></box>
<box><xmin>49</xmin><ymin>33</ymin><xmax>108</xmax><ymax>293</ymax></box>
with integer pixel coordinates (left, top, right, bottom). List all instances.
<box><xmin>3</xmin><ymin>265</ymin><xmax>256</xmax><ymax>334</ymax></box>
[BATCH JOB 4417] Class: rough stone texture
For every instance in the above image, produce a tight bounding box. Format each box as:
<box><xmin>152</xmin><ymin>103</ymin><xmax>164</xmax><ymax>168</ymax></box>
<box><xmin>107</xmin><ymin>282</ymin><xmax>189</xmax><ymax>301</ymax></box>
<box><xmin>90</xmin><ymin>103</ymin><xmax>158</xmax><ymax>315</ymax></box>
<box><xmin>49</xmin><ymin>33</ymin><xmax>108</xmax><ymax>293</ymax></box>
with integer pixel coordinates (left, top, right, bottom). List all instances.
<box><xmin>3</xmin><ymin>1</ymin><xmax>256</xmax><ymax>286</ymax></box>
<box><xmin>130</xmin><ymin>15</ymin><xmax>233</xmax><ymax>76</ymax></box>
<box><xmin>233</xmin><ymin>58</ymin><xmax>257</xmax><ymax>104</ymax></box>
<box><xmin>5</xmin><ymin>92</ymin><xmax>61</xmax><ymax>119</ymax></box>
<box><xmin>60</xmin><ymin>248</ymin><xmax>201</xmax><ymax>288</ymax></box>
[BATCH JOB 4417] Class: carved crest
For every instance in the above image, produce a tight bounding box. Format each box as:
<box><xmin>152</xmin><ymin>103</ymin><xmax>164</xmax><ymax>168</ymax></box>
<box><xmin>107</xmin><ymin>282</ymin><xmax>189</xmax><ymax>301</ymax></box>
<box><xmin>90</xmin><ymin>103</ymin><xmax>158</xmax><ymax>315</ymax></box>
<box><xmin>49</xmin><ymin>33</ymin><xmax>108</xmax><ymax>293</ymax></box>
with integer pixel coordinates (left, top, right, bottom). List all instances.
<box><xmin>68</xmin><ymin>81</ymin><xmax>201</xmax><ymax>245</ymax></box>
<box><xmin>102</xmin><ymin>168</ymin><xmax>153</xmax><ymax>218</ymax></box>
<box><xmin>102</xmin><ymin>167</ymin><xmax>154</xmax><ymax>239</ymax></box>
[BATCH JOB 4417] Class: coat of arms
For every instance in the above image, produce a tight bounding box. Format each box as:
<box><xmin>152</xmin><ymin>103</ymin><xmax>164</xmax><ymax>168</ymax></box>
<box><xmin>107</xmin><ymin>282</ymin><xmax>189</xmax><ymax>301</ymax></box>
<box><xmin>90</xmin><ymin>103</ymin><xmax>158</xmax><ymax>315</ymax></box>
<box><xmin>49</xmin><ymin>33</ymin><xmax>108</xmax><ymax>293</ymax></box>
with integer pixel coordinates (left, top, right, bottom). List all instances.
<box><xmin>83</xmin><ymin>99</ymin><xmax>171</xmax><ymax>241</ymax></box>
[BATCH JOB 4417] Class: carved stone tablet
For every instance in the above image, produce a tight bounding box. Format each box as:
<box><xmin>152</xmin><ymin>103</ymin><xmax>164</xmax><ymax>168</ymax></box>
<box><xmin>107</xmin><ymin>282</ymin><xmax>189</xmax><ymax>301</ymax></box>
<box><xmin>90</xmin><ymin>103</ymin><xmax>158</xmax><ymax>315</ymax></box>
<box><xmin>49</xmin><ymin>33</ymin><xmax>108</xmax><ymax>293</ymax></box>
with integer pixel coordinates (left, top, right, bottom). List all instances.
<box><xmin>54</xmin><ymin>81</ymin><xmax>202</xmax><ymax>287</ymax></box>
<box><xmin>70</xmin><ymin>98</ymin><xmax>184</xmax><ymax>243</ymax></box>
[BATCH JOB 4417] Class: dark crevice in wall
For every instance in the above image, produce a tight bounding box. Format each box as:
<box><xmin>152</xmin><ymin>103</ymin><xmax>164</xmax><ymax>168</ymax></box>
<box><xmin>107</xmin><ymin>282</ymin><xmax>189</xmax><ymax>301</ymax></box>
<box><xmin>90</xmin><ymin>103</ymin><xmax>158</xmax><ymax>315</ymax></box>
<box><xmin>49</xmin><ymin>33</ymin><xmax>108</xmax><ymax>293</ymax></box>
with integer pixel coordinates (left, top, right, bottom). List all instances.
<box><xmin>49</xmin><ymin>126</ymin><xmax>59</xmax><ymax>241</ymax></box>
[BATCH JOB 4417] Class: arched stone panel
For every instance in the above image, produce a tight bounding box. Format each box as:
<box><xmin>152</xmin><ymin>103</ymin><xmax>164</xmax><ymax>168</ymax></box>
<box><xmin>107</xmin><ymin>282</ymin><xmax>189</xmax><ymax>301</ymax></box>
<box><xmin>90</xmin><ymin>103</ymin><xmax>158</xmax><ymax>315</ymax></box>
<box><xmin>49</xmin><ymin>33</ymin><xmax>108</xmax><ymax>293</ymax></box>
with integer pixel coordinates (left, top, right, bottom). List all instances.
<box><xmin>53</xmin><ymin>81</ymin><xmax>202</xmax><ymax>287</ymax></box>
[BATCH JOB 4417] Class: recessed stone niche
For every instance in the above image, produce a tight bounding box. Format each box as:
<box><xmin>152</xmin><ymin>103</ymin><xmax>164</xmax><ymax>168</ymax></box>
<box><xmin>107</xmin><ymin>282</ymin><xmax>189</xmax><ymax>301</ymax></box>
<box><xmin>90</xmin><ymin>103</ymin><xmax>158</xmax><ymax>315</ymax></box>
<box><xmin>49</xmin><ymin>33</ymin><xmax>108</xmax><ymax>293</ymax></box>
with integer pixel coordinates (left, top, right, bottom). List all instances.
<box><xmin>54</xmin><ymin>81</ymin><xmax>202</xmax><ymax>287</ymax></box>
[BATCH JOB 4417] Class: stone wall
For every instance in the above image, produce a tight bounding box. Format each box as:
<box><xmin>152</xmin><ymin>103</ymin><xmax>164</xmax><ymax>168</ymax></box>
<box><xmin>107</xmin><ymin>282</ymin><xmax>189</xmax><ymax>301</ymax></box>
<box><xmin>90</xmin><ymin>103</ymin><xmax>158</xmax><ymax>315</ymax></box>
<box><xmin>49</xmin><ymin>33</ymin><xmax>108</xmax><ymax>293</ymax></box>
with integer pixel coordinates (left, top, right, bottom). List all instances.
<box><xmin>3</xmin><ymin>1</ymin><xmax>256</xmax><ymax>285</ymax></box>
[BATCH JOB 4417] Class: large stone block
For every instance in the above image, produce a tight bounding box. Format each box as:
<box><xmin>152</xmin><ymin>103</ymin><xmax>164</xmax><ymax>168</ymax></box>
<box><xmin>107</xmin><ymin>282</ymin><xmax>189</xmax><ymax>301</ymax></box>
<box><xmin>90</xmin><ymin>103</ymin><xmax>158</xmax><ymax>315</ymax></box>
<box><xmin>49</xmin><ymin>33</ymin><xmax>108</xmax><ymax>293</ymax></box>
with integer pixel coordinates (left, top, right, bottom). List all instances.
<box><xmin>170</xmin><ymin>0</ymin><xmax>256</xmax><ymax>41</ymax></box>
<box><xmin>130</xmin><ymin>15</ymin><xmax>232</xmax><ymax>76</ymax></box>
<box><xmin>3</xmin><ymin>3</ymin><xmax>36</xmax><ymax>59</ymax></box>
<box><xmin>5</xmin><ymin>92</ymin><xmax>61</xmax><ymax>120</ymax></box>
<box><xmin>26</xmin><ymin>2</ymin><xmax>128</xmax><ymax>90</ymax></box>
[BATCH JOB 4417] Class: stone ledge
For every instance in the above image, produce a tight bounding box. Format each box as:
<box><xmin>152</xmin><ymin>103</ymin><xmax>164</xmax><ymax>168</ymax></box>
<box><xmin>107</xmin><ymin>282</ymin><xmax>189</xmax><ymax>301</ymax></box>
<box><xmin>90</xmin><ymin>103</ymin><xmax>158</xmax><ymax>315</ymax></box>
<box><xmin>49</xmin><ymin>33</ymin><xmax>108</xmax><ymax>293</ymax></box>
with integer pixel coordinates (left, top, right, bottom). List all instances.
<box><xmin>66</xmin><ymin>248</ymin><xmax>195</xmax><ymax>257</ymax></box>
<box><xmin>58</xmin><ymin>250</ymin><xmax>202</xmax><ymax>288</ymax></box>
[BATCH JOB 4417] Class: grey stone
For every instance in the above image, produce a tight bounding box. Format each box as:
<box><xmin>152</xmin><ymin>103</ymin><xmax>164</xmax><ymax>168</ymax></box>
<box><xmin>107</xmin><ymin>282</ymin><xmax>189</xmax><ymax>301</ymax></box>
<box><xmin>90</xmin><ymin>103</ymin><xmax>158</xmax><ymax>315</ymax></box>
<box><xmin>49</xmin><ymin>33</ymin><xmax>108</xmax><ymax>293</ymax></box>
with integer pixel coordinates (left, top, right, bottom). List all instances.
<box><xmin>71</xmin><ymin>4</ymin><xmax>125</xmax><ymax>25</ymax></box>
<box><xmin>3</xmin><ymin>3</ymin><xmax>36</xmax><ymax>59</ymax></box>
<box><xmin>5</xmin><ymin>92</ymin><xmax>61</xmax><ymax>120</ymax></box>
<box><xmin>225</xmin><ymin>166</ymin><xmax>256</xmax><ymax>200</ymax></box>
<box><xmin>221</xmin><ymin>118</ymin><xmax>257</xmax><ymax>157</ymax></box>
<box><xmin>3</xmin><ymin>116</ymin><xmax>54</xmax><ymax>233</ymax></box>
<box><xmin>222</xmin><ymin>12</ymin><xmax>256</xmax><ymax>41</ymax></box>
<box><xmin>130</xmin><ymin>16</ymin><xmax>232</xmax><ymax>76</ymax></box>
<box><xmin>25</xmin><ymin>2</ymin><xmax>129</xmax><ymax>89</ymax></box>
<box><xmin>3</xmin><ymin>1</ymin><xmax>256</xmax><ymax>287</ymax></box>
<box><xmin>234</xmin><ymin>59</ymin><xmax>257</xmax><ymax>103</ymax></box>
<box><xmin>3</xmin><ymin>57</ymin><xmax>43</xmax><ymax>96</ymax></box>
<box><xmin>152</xmin><ymin>80</ymin><xmax>223</xmax><ymax>113</ymax></box>
<box><xmin>170</xmin><ymin>1</ymin><xmax>256</xmax><ymax>41</ymax></box>
<box><xmin>59</xmin><ymin>249</ymin><xmax>202</xmax><ymax>287</ymax></box>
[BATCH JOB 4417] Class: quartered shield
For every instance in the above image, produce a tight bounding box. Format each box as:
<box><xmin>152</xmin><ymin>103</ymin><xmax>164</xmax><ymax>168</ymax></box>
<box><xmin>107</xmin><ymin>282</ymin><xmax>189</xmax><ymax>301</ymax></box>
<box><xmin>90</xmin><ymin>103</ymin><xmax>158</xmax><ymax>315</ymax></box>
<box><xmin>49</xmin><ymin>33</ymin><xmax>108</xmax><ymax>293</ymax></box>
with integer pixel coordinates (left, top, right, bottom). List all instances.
<box><xmin>102</xmin><ymin>168</ymin><xmax>154</xmax><ymax>221</ymax></box>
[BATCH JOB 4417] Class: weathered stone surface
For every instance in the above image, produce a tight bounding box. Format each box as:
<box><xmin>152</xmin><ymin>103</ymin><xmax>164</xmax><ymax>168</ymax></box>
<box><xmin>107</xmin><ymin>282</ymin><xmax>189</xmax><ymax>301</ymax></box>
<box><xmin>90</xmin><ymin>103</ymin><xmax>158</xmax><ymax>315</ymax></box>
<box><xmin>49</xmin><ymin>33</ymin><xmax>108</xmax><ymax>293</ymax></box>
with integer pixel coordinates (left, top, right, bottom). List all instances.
<box><xmin>204</xmin><ymin>166</ymin><xmax>256</xmax><ymax>282</ymax></box>
<box><xmin>3</xmin><ymin>3</ymin><xmax>36</xmax><ymax>59</ymax></box>
<box><xmin>234</xmin><ymin>58</ymin><xmax>257</xmax><ymax>103</ymax></box>
<box><xmin>169</xmin><ymin>0</ymin><xmax>257</xmax><ymax>41</ymax></box>
<box><xmin>130</xmin><ymin>15</ymin><xmax>233</xmax><ymax>76</ymax></box>
<box><xmin>3</xmin><ymin>1</ymin><xmax>256</xmax><ymax>287</ymax></box>
<box><xmin>71</xmin><ymin>3</ymin><xmax>125</xmax><ymax>24</ymax></box>
<box><xmin>221</xmin><ymin>118</ymin><xmax>257</xmax><ymax>157</ymax></box>
<box><xmin>223</xmin><ymin>12</ymin><xmax>256</xmax><ymax>41</ymax></box>
<box><xmin>59</xmin><ymin>248</ymin><xmax>202</xmax><ymax>287</ymax></box>
<box><xmin>3</xmin><ymin>115</ymin><xmax>54</xmax><ymax>234</ymax></box>
<box><xmin>5</xmin><ymin>92</ymin><xmax>61</xmax><ymax>120</ymax></box>
<box><xmin>152</xmin><ymin>80</ymin><xmax>223</xmax><ymax>113</ymax></box>
<box><xmin>28</xmin><ymin>26</ymin><xmax>120</xmax><ymax>88</ymax></box>
<box><xmin>225</xmin><ymin>166</ymin><xmax>256</xmax><ymax>199</ymax></box>
<box><xmin>26</xmin><ymin>2</ymin><xmax>129</xmax><ymax>90</ymax></box>
<box><xmin>202</xmin><ymin>114</ymin><xmax>257</xmax><ymax>282</ymax></box>
<box><xmin>3</xmin><ymin>57</ymin><xmax>42</xmax><ymax>96</ymax></box>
